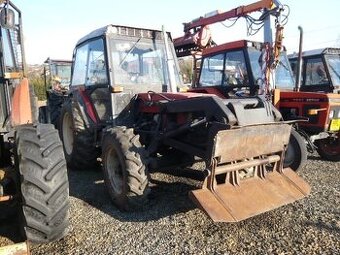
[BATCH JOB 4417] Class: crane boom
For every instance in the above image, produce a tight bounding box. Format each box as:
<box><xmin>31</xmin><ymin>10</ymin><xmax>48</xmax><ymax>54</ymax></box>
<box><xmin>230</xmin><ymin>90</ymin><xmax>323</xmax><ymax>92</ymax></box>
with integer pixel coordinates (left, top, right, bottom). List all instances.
<box><xmin>182</xmin><ymin>0</ymin><xmax>280</xmax><ymax>32</ymax></box>
<box><xmin>175</xmin><ymin>0</ymin><xmax>284</xmax><ymax>55</ymax></box>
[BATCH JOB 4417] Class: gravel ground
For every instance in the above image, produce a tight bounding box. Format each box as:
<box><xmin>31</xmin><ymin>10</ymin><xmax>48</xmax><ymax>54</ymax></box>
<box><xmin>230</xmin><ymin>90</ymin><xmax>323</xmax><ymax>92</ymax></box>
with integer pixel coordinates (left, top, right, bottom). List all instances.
<box><xmin>0</xmin><ymin>154</ymin><xmax>339</xmax><ymax>255</ymax></box>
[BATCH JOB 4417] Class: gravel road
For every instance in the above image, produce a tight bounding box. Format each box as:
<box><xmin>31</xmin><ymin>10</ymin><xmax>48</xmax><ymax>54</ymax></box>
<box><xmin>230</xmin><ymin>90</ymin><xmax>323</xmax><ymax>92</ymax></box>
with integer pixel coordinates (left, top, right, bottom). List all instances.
<box><xmin>1</xmin><ymin>154</ymin><xmax>339</xmax><ymax>255</ymax></box>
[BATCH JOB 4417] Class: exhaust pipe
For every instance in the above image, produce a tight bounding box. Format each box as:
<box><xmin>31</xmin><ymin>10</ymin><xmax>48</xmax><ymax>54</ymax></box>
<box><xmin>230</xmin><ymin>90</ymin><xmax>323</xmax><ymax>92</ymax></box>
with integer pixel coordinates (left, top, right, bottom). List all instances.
<box><xmin>162</xmin><ymin>25</ymin><xmax>177</xmax><ymax>93</ymax></box>
<box><xmin>295</xmin><ymin>26</ymin><xmax>303</xmax><ymax>92</ymax></box>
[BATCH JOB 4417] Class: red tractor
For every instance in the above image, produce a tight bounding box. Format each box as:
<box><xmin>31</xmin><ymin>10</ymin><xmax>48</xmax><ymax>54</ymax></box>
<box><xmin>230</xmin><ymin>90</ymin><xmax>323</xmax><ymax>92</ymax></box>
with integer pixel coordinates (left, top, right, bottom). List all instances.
<box><xmin>287</xmin><ymin>47</ymin><xmax>340</xmax><ymax>161</ymax></box>
<box><xmin>57</xmin><ymin>24</ymin><xmax>310</xmax><ymax>222</ymax></box>
<box><xmin>174</xmin><ymin>0</ymin><xmax>309</xmax><ymax>170</ymax></box>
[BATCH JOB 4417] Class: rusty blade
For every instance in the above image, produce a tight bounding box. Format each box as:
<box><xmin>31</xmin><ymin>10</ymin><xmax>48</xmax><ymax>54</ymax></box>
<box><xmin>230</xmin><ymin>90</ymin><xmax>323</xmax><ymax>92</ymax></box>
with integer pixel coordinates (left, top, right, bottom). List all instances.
<box><xmin>190</xmin><ymin>168</ymin><xmax>310</xmax><ymax>222</ymax></box>
<box><xmin>212</xmin><ymin>124</ymin><xmax>291</xmax><ymax>164</ymax></box>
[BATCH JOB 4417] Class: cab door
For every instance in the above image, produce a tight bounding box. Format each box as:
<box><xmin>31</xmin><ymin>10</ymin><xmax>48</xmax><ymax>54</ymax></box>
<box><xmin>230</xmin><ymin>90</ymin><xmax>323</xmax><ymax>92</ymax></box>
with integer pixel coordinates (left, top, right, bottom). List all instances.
<box><xmin>71</xmin><ymin>38</ymin><xmax>111</xmax><ymax>126</ymax></box>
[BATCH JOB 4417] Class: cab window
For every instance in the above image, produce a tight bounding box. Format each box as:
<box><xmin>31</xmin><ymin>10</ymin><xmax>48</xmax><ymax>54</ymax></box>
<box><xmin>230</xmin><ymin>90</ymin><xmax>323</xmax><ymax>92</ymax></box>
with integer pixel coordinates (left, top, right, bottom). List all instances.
<box><xmin>199</xmin><ymin>51</ymin><xmax>248</xmax><ymax>87</ymax></box>
<box><xmin>71</xmin><ymin>39</ymin><xmax>108</xmax><ymax>86</ymax></box>
<box><xmin>304</xmin><ymin>57</ymin><xmax>329</xmax><ymax>86</ymax></box>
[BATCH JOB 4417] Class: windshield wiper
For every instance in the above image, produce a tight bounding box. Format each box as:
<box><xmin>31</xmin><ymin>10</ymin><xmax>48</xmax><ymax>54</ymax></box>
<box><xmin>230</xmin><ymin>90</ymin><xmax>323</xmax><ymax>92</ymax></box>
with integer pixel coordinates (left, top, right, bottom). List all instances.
<box><xmin>278</xmin><ymin>60</ymin><xmax>290</xmax><ymax>71</ymax></box>
<box><xmin>119</xmin><ymin>37</ymin><xmax>142</xmax><ymax>67</ymax></box>
<box><xmin>328</xmin><ymin>63</ymin><xmax>340</xmax><ymax>80</ymax></box>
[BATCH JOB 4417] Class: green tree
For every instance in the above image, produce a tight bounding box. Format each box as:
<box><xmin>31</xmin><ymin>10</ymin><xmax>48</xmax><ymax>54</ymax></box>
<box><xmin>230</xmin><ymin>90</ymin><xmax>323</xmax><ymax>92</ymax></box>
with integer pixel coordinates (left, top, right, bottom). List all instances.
<box><xmin>27</xmin><ymin>64</ymin><xmax>46</xmax><ymax>101</ymax></box>
<box><xmin>28</xmin><ymin>71</ymin><xmax>46</xmax><ymax>101</ymax></box>
<box><xmin>178</xmin><ymin>58</ymin><xmax>193</xmax><ymax>84</ymax></box>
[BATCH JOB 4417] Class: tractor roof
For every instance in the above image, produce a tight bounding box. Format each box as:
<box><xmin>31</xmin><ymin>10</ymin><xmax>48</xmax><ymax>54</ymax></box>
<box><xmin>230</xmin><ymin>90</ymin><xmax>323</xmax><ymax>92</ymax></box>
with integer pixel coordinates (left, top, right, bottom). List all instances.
<box><xmin>44</xmin><ymin>57</ymin><xmax>72</xmax><ymax>64</ymax></box>
<box><xmin>201</xmin><ymin>40</ymin><xmax>288</xmax><ymax>57</ymax></box>
<box><xmin>76</xmin><ymin>24</ymin><xmax>171</xmax><ymax>47</ymax></box>
<box><xmin>288</xmin><ymin>48</ymin><xmax>340</xmax><ymax>59</ymax></box>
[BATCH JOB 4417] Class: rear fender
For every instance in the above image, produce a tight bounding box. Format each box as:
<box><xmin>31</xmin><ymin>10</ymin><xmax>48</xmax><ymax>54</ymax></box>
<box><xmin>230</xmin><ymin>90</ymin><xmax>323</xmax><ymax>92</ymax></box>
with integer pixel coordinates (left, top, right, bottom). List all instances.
<box><xmin>72</xmin><ymin>88</ymin><xmax>98</xmax><ymax>125</ymax></box>
<box><xmin>11</xmin><ymin>78</ymin><xmax>33</xmax><ymax>126</ymax></box>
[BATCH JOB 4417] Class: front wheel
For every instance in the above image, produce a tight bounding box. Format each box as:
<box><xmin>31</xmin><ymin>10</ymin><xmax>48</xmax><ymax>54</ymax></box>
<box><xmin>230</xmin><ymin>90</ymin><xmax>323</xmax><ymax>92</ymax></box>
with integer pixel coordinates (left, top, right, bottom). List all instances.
<box><xmin>316</xmin><ymin>136</ymin><xmax>340</xmax><ymax>161</ymax></box>
<box><xmin>102</xmin><ymin>127</ymin><xmax>150</xmax><ymax>211</ymax></box>
<box><xmin>284</xmin><ymin>129</ymin><xmax>307</xmax><ymax>172</ymax></box>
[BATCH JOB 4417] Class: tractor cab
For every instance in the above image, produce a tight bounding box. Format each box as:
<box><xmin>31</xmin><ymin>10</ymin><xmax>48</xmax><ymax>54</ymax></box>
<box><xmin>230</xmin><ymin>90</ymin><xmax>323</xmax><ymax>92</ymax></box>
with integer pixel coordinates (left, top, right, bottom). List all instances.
<box><xmin>39</xmin><ymin>58</ymin><xmax>72</xmax><ymax>127</ymax></box>
<box><xmin>289</xmin><ymin>48</ymin><xmax>340</xmax><ymax>93</ymax></box>
<box><xmin>190</xmin><ymin>40</ymin><xmax>294</xmax><ymax>97</ymax></box>
<box><xmin>71</xmin><ymin>25</ymin><xmax>183</xmax><ymax>92</ymax></box>
<box><xmin>43</xmin><ymin>58</ymin><xmax>72</xmax><ymax>90</ymax></box>
<box><xmin>69</xmin><ymin>25</ymin><xmax>184</xmax><ymax>126</ymax></box>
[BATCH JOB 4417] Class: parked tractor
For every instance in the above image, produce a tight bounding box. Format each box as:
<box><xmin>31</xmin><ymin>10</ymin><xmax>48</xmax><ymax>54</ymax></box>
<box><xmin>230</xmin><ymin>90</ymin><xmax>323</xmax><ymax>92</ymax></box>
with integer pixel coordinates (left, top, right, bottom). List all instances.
<box><xmin>58</xmin><ymin>24</ymin><xmax>310</xmax><ymax>222</ymax></box>
<box><xmin>173</xmin><ymin>0</ymin><xmax>308</xmax><ymax>171</ymax></box>
<box><xmin>176</xmin><ymin>40</ymin><xmax>308</xmax><ymax>171</ymax></box>
<box><xmin>289</xmin><ymin>47</ymin><xmax>340</xmax><ymax>93</ymax></box>
<box><xmin>43</xmin><ymin>58</ymin><xmax>72</xmax><ymax>90</ymax></box>
<box><xmin>287</xmin><ymin>46</ymin><xmax>340</xmax><ymax>161</ymax></box>
<box><xmin>39</xmin><ymin>58</ymin><xmax>72</xmax><ymax>128</ymax></box>
<box><xmin>0</xmin><ymin>0</ymin><xmax>69</xmax><ymax>250</ymax></box>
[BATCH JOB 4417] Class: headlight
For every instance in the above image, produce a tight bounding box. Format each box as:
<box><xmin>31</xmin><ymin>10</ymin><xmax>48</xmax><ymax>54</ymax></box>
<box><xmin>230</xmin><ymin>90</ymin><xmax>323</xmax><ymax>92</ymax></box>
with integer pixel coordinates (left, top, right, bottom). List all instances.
<box><xmin>329</xmin><ymin>110</ymin><xmax>334</xmax><ymax>119</ymax></box>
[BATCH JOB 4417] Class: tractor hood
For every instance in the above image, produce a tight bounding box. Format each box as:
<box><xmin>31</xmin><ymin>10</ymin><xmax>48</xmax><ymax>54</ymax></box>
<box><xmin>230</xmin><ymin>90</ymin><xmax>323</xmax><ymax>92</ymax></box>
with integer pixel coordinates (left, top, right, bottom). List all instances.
<box><xmin>137</xmin><ymin>92</ymin><xmax>215</xmax><ymax>102</ymax></box>
<box><xmin>279</xmin><ymin>90</ymin><xmax>340</xmax><ymax>104</ymax></box>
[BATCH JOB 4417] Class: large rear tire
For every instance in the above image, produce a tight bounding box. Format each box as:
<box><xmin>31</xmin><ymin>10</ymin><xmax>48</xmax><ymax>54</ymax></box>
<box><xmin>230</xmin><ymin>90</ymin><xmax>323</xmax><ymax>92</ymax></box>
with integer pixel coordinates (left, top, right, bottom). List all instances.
<box><xmin>59</xmin><ymin>100</ymin><xmax>99</xmax><ymax>170</ymax></box>
<box><xmin>16</xmin><ymin>124</ymin><xmax>69</xmax><ymax>243</ymax></box>
<box><xmin>38</xmin><ymin>105</ymin><xmax>48</xmax><ymax>124</ymax></box>
<box><xmin>284</xmin><ymin>129</ymin><xmax>307</xmax><ymax>172</ymax></box>
<box><xmin>316</xmin><ymin>137</ymin><xmax>340</xmax><ymax>161</ymax></box>
<box><xmin>102</xmin><ymin>127</ymin><xmax>149</xmax><ymax>211</ymax></box>
<box><xmin>48</xmin><ymin>91</ymin><xmax>65</xmax><ymax>128</ymax></box>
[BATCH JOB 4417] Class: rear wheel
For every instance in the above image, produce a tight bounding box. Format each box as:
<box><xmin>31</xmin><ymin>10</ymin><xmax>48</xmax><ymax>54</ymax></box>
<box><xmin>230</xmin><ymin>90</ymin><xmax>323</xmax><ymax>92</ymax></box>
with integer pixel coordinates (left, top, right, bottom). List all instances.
<box><xmin>102</xmin><ymin>127</ymin><xmax>149</xmax><ymax>211</ymax></box>
<box><xmin>284</xmin><ymin>129</ymin><xmax>307</xmax><ymax>172</ymax></box>
<box><xmin>16</xmin><ymin>124</ymin><xmax>69</xmax><ymax>243</ymax></box>
<box><xmin>48</xmin><ymin>91</ymin><xmax>65</xmax><ymax>128</ymax></box>
<box><xmin>38</xmin><ymin>106</ymin><xmax>48</xmax><ymax>124</ymax></box>
<box><xmin>59</xmin><ymin>100</ymin><xmax>99</xmax><ymax>170</ymax></box>
<box><xmin>316</xmin><ymin>137</ymin><xmax>340</xmax><ymax>161</ymax></box>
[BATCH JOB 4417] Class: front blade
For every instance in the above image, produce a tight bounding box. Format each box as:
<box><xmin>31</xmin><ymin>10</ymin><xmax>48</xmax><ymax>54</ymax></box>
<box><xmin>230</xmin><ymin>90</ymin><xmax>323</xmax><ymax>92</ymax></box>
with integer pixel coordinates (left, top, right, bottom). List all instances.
<box><xmin>190</xmin><ymin>168</ymin><xmax>310</xmax><ymax>222</ymax></box>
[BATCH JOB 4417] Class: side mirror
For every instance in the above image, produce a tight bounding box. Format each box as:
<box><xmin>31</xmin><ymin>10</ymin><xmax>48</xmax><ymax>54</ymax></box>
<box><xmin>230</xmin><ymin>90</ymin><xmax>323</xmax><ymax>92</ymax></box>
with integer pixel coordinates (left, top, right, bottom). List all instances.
<box><xmin>0</xmin><ymin>7</ymin><xmax>15</xmax><ymax>30</ymax></box>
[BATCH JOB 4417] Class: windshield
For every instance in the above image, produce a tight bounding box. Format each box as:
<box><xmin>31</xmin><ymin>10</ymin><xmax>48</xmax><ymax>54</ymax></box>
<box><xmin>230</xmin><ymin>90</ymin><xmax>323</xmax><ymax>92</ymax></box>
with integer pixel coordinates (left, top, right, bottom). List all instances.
<box><xmin>198</xmin><ymin>50</ymin><xmax>249</xmax><ymax>89</ymax></box>
<box><xmin>198</xmin><ymin>48</ymin><xmax>295</xmax><ymax>90</ymax></box>
<box><xmin>325</xmin><ymin>54</ymin><xmax>340</xmax><ymax>86</ymax></box>
<box><xmin>248</xmin><ymin>48</ymin><xmax>295</xmax><ymax>89</ymax></box>
<box><xmin>51</xmin><ymin>63</ymin><xmax>72</xmax><ymax>87</ymax></box>
<box><xmin>109</xmin><ymin>37</ymin><xmax>182</xmax><ymax>93</ymax></box>
<box><xmin>1</xmin><ymin>27</ymin><xmax>23</xmax><ymax>73</ymax></box>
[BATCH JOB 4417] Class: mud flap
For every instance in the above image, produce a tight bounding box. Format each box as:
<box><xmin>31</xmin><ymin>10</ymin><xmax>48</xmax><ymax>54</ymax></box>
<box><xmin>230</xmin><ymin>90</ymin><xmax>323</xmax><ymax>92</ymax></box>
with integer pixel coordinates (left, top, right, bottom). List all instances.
<box><xmin>190</xmin><ymin>124</ymin><xmax>311</xmax><ymax>222</ymax></box>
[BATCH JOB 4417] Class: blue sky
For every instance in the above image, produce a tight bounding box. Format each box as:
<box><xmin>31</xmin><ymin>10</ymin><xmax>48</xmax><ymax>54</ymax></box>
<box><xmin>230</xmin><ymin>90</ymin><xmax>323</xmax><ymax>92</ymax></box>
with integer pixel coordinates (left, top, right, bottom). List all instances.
<box><xmin>16</xmin><ymin>0</ymin><xmax>340</xmax><ymax>64</ymax></box>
